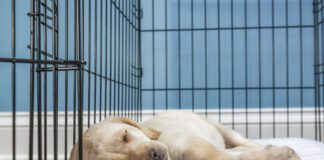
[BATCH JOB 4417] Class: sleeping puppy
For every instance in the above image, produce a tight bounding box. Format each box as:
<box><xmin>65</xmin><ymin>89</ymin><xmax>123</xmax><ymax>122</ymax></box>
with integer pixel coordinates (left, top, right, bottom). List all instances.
<box><xmin>70</xmin><ymin>110</ymin><xmax>301</xmax><ymax>160</ymax></box>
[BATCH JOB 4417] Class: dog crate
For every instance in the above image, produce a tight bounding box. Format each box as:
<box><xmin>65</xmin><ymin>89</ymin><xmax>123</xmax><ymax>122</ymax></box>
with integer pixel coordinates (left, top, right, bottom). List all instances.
<box><xmin>0</xmin><ymin>0</ymin><xmax>323</xmax><ymax>159</ymax></box>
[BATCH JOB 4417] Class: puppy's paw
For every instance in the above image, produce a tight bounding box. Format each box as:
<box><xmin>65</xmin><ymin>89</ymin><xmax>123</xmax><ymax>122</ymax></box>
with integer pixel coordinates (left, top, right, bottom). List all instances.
<box><xmin>239</xmin><ymin>145</ymin><xmax>300</xmax><ymax>160</ymax></box>
<box><xmin>264</xmin><ymin>145</ymin><xmax>300</xmax><ymax>160</ymax></box>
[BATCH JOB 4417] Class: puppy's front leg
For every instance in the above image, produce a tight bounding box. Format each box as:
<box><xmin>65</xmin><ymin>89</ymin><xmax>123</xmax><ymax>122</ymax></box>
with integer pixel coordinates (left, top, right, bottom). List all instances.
<box><xmin>182</xmin><ymin>137</ymin><xmax>236</xmax><ymax>160</ymax></box>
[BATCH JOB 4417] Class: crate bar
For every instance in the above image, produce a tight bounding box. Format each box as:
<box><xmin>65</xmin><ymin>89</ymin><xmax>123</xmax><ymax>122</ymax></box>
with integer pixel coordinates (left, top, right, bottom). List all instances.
<box><xmin>285</xmin><ymin>0</ymin><xmax>290</xmax><ymax>138</ymax></box>
<box><xmin>128</xmin><ymin>0</ymin><xmax>131</xmax><ymax>117</ymax></box>
<box><xmin>231</xmin><ymin>0</ymin><xmax>235</xmax><ymax>130</ymax></box>
<box><xmin>190</xmin><ymin>0</ymin><xmax>194</xmax><ymax>111</ymax></box>
<box><xmin>129</xmin><ymin>0</ymin><xmax>132</xmax><ymax>118</ymax></box>
<box><xmin>72</xmin><ymin>0</ymin><xmax>77</xmax><ymax>147</ymax></box>
<box><xmin>299</xmin><ymin>0</ymin><xmax>304</xmax><ymax>138</ymax></box>
<box><xmin>142</xmin><ymin>86</ymin><xmax>314</xmax><ymax>91</ymax></box>
<box><xmin>122</xmin><ymin>0</ymin><xmax>128</xmax><ymax>117</ymax></box>
<box><xmin>133</xmin><ymin>0</ymin><xmax>137</xmax><ymax>120</ymax></box>
<box><xmin>141</xmin><ymin>25</ymin><xmax>314</xmax><ymax>32</ymax></box>
<box><xmin>133</xmin><ymin>0</ymin><xmax>136</xmax><ymax>118</ymax></box>
<box><xmin>125</xmin><ymin>0</ymin><xmax>128</xmax><ymax>117</ymax></box>
<box><xmin>43</xmin><ymin>0</ymin><xmax>49</xmax><ymax>158</ymax></box>
<box><xmin>129</xmin><ymin>0</ymin><xmax>132</xmax><ymax>119</ymax></box>
<box><xmin>129</xmin><ymin>0</ymin><xmax>133</xmax><ymax>118</ymax></box>
<box><xmin>137</xmin><ymin>3</ymin><xmax>140</xmax><ymax>120</ymax></box>
<box><xmin>124</xmin><ymin>0</ymin><xmax>128</xmax><ymax>117</ymax></box>
<box><xmin>87</xmin><ymin>0</ymin><xmax>92</xmax><ymax>128</ymax></box>
<box><xmin>244</xmin><ymin>0</ymin><xmax>249</xmax><ymax>138</ymax></box>
<box><xmin>178</xmin><ymin>0</ymin><xmax>181</xmax><ymax>109</ymax></box>
<box><xmin>94</xmin><ymin>0</ymin><xmax>98</xmax><ymax>123</ymax></box>
<box><xmin>204</xmin><ymin>0</ymin><xmax>207</xmax><ymax>117</ymax></box>
<box><xmin>64</xmin><ymin>0</ymin><xmax>69</xmax><ymax>159</ymax></box>
<box><xmin>109</xmin><ymin>0</ymin><xmax>113</xmax><ymax>117</ymax></box>
<box><xmin>117</xmin><ymin>0</ymin><xmax>121</xmax><ymax>116</ymax></box>
<box><xmin>135</xmin><ymin>1</ymin><xmax>138</xmax><ymax>119</ymax></box>
<box><xmin>99</xmin><ymin>0</ymin><xmax>103</xmax><ymax>121</ymax></box>
<box><xmin>11</xmin><ymin>0</ymin><xmax>16</xmax><ymax>159</ymax></box>
<box><xmin>130</xmin><ymin>0</ymin><xmax>133</xmax><ymax>119</ymax></box>
<box><xmin>76</xmin><ymin>0</ymin><xmax>84</xmax><ymax>158</ymax></box>
<box><xmin>132</xmin><ymin>0</ymin><xmax>135</xmax><ymax>119</ymax></box>
<box><xmin>320</xmin><ymin>0</ymin><xmax>324</xmax><ymax>141</ymax></box>
<box><xmin>315</xmin><ymin>1</ymin><xmax>322</xmax><ymax>138</ymax></box>
<box><xmin>80</xmin><ymin>0</ymin><xmax>85</xmax><ymax>137</ymax></box>
<box><xmin>217</xmin><ymin>0</ymin><xmax>221</xmax><ymax>123</ymax></box>
<box><xmin>152</xmin><ymin>0</ymin><xmax>155</xmax><ymax>116</ymax></box>
<box><xmin>120</xmin><ymin>0</ymin><xmax>123</xmax><ymax>116</ymax></box>
<box><xmin>165</xmin><ymin>0</ymin><xmax>168</xmax><ymax>110</ymax></box>
<box><xmin>120</xmin><ymin>0</ymin><xmax>124</xmax><ymax>116</ymax></box>
<box><xmin>131</xmin><ymin>0</ymin><xmax>135</xmax><ymax>119</ymax></box>
<box><xmin>314</xmin><ymin>0</ymin><xmax>320</xmax><ymax>141</ymax></box>
<box><xmin>121</xmin><ymin>0</ymin><xmax>125</xmax><ymax>117</ymax></box>
<box><xmin>36</xmin><ymin>0</ymin><xmax>42</xmax><ymax>158</ymax></box>
<box><xmin>0</xmin><ymin>58</ymin><xmax>85</xmax><ymax>65</ymax></box>
<box><xmin>113</xmin><ymin>0</ymin><xmax>117</xmax><ymax>116</ymax></box>
<box><xmin>28</xmin><ymin>0</ymin><xmax>35</xmax><ymax>159</ymax></box>
<box><xmin>104</xmin><ymin>0</ymin><xmax>108</xmax><ymax>118</ymax></box>
<box><xmin>126</xmin><ymin>0</ymin><xmax>130</xmax><ymax>118</ymax></box>
<box><xmin>135</xmin><ymin>0</ymin><xmax>138</xmax><ymax>120</ymax></box>
<box><xmin>52</xmin><ymin>0</ymin><xmax>59</xmax><ymax>159</ymax></box>
<box><xmin>258</xmin><ymin>0</ymin><xmax>262</xmax><ymax>138</ymax></box>
<box><xmin>123</xmin><ymin>0</ymin><xmax>126</xmax><ymax>117</ymax></box>
<box><xmin>272</xmin><ymin>0</ymin><xmax>276</xmax><ymax>138</ymax></box>
<box><xmin>82</xmin><ymin>0</ymin><xmax>85</xmax><ymax>126</ymax></box>
<box><xmin>137</xmin><ymin>0</ymin><xmax>142</xmax><ymax>120</ymax></box>
<box><xmin>317</xmin><ymin>0</ymin><xmax>322</xmax><ymax>141</ymax></box>
<box><xmin>318</xmin><ymin>1</ymin><xmax>324</xmax><ymax>141</ymax></box>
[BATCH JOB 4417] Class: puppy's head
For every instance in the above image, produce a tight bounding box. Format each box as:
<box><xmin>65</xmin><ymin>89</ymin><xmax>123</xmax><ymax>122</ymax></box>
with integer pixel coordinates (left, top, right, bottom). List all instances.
<box><xmin>70</xmin><ymin>117</ymin><xmax>170</xmax><ymax>160</ymax></box>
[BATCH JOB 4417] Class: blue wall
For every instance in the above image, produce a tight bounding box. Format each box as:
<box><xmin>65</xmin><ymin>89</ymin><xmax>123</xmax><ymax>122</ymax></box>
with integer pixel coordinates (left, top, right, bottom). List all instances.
<box><xmin>0</xmin><ymin>0</ymin><xmax>316</xmax><ymax>111</ymax></box>
<box><xmin>141</xmin><ymin>0</ymin><xmax>315</xmax><ymax>110</ymax></box>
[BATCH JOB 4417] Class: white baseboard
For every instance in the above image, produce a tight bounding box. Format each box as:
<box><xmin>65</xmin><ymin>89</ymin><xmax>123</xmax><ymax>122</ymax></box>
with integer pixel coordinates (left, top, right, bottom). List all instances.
<box><xmin>0</xmin><ymin>108</ymin><xmax>322</xmax><ymax>160</ymax></box>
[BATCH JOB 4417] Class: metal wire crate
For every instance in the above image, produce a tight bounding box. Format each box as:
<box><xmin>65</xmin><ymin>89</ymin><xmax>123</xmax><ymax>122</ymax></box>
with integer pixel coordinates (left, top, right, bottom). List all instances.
<box><xmin>0</xmin><ymin>0</ymin><xmax>324</xmax><ymax>160</ymax></box>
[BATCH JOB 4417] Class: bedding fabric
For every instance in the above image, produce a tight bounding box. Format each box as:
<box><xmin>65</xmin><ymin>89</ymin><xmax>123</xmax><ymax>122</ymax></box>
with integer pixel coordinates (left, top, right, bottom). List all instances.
<box><xmin>254</xmin><ymin>138</ymin><xmax>324</xmax><ymax>160</ymax></box>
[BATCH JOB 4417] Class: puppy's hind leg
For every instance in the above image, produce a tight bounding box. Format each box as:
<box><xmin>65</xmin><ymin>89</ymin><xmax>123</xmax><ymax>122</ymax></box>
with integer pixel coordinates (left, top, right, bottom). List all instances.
<box><xmin>183</xmin><ymin>137</ymin><xmax>237</xmax><ymax>160</ymax></box>
<box><xmin>206</xmin><ymin>118</ymin><xmax>300</xmax><ymax>160</ymax></box>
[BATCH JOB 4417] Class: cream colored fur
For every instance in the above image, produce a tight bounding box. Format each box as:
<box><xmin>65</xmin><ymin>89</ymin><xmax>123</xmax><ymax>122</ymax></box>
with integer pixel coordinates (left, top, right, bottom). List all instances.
<box><xmin>70</xmin><ymin>110</ymin><xmax>301</xmax><ymax>160</ymax></box>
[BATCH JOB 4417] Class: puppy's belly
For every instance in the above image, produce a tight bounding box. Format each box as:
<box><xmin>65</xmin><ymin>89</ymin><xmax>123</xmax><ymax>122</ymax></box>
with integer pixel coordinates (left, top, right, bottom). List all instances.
<box><xmin>141</xmin><ymin>111</ymin><xmax>226</xmax><ymax>150</ymax></box>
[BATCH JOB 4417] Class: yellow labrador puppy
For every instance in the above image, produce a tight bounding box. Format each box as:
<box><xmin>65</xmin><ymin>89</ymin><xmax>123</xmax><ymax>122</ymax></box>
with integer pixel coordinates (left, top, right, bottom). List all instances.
<box><xmin>70</xmin><ymin>110</ymin><xmax>300</xmax><ymax>160</ymax></box>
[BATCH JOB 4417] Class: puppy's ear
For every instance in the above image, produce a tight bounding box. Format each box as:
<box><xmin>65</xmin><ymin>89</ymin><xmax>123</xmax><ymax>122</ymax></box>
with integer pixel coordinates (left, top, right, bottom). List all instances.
<box><xmin>111</xmin><ymin>117</ymin><xmax>161</xmax><ymax>140</ymax></box>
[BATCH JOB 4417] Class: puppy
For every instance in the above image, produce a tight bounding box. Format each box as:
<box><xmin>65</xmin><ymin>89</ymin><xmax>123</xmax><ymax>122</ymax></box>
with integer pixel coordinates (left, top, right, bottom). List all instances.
<box><xmin>70</xmin><ymin>110</ymin><xmax>300</xmax><ymax>160</ymax></box>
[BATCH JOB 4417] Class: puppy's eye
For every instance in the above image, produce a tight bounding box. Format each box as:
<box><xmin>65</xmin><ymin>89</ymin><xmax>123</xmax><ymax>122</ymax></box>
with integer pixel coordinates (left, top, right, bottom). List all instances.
<box><xmin>122</xmin><ymin>130</ymin><xmax>128</xmax><ymax>143</ymax></box>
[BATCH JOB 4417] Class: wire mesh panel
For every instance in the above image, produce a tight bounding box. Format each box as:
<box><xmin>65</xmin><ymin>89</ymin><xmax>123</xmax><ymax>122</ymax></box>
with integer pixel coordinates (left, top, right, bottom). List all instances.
<box><xmin>0</xmin><ymin>0</ymin><xmax>141</xmax><ymax>159</ymax></box>
<box><xmin>140</xmin><ymin>0</ymin><xmax>323</xmax><ymax>141</ymax></box>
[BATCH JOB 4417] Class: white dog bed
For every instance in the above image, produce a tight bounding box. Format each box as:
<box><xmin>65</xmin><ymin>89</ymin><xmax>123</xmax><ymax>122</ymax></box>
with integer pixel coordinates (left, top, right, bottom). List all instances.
<box><xmin>254</xmin><ymin>138</ymin><xmax>324</xmax><ymax>160</ymax></box>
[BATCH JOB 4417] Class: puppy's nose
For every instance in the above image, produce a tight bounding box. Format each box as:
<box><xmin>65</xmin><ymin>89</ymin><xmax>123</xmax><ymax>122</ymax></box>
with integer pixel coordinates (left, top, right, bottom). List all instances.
<box><xmin>150</xmin><ymin>149</ymin><xmax>161</xmax><ymax>160</ymax></box>
<box><xmin>150</xmin><ymin>148</ymin><xmax>168</xmax><ymax>160</ymax></box>
<box><xmin>147</xmin><ymin>142</ymin><xmax>170</xmax><ymax>160</ymax></box>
